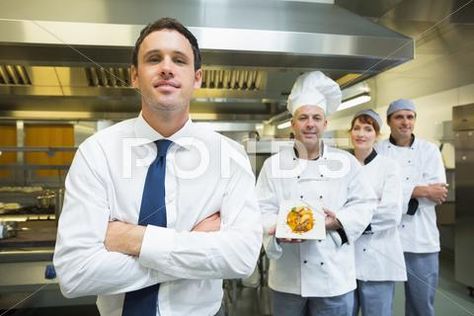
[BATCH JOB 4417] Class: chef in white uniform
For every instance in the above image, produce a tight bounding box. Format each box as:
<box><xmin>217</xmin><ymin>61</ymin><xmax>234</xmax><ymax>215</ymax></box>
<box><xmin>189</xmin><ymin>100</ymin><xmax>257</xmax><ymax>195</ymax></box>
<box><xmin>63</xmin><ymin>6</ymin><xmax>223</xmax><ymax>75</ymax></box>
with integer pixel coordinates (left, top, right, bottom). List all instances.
<box><xmin>349</xmin><ymin>109</ymin><xmax>407</xmax><ymax>316</ymax></box>
<box><xmin>376</xmin><ymin>99</ymin><xmax>448</xmax><ymax>316</ymax></box>
<box><xmin>256</xmin><ymin>71</ymin><xmax>377</xmax><ymax>316</ymax></box>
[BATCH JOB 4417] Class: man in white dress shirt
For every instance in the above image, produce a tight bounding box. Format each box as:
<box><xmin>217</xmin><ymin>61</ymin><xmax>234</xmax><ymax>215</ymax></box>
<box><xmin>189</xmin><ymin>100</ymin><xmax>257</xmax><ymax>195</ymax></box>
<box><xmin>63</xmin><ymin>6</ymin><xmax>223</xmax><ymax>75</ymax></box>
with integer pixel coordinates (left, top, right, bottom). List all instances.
<box><xmin>256</xmin><ymin>71</ymin><xmax>377</xmax><ymax>316</ymax></box>
<box><xmin>53</xmin><ymin>17</ymin><xmax>262</xmax><ymax>316</ymax></box>
<box><xmin>376</xmin><ymin>99</ymin><xmax>448</xmax><ymax>316</ymax></box>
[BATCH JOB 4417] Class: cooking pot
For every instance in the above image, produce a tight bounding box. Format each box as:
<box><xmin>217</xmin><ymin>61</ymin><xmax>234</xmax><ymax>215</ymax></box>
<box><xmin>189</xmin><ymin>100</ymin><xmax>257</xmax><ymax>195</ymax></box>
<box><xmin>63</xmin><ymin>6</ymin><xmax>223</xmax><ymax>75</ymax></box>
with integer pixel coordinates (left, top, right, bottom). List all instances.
<box><xmin>36</xmin><ymin>190</ymin><xmax>56</xmax><ymax>209</ymax></box>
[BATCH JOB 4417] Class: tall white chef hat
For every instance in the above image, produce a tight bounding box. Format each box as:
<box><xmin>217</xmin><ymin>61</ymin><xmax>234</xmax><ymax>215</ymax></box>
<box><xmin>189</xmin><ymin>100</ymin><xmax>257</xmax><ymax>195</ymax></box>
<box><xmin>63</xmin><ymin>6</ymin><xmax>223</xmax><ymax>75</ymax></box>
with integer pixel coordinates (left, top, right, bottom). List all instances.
<box><xmin>287</xmin><ymin>71</ymin><xmax>342</xmax><ymax>116</ymax></box>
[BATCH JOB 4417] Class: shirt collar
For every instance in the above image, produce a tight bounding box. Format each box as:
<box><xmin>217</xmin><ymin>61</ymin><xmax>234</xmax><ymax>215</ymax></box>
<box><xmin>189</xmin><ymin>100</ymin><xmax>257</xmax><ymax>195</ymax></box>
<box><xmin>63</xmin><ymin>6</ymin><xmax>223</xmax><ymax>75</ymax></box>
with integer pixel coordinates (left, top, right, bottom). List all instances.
<box><xmin>389</xmin><ymin>133</ymin><xmax>416</xmax><ymax>148</ymax></box>
<box><xmin>133</xmin><ymin>112</ymin><xmax>195</xmax><ymax>149</ymax></box>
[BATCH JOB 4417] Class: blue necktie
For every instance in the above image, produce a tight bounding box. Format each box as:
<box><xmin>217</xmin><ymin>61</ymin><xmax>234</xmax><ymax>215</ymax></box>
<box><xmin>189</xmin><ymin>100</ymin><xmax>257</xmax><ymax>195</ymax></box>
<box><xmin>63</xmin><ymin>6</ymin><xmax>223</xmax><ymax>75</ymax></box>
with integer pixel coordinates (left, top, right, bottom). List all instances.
<box><xmin>122</xmin><ymin>139</ymin><xmax>172</xmax><ymax>316</ymax></box>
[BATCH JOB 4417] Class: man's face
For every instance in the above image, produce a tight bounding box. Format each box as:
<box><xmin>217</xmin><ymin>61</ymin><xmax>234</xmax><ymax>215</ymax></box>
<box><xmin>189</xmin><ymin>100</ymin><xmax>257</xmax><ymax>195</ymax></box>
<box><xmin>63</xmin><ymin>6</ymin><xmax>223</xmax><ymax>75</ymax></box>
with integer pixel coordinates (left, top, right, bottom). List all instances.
<box><xmin>291</xmin><ymin>105</ymin><xmax>327</xmax><ymax>150</ymax></box>
<box><xmin>131</xmin><ymin>29</ymin><xmax>202</xmax><ymax>113</ymax></box>
<box><xmin>387</xmin><ymin>110</ymin><xmax>416</xmax><ymax>140</ymax></box>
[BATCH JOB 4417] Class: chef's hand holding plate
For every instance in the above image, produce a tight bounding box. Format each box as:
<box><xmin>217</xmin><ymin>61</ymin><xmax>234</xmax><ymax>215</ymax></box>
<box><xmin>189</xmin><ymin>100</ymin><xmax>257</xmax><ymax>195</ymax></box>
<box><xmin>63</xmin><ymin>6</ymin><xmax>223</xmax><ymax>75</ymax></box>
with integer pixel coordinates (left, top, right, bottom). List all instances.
<box><xmin>268</xmin><ymin>225</ymin><xmax>304</xmax><ymax>243</ymax></box>
<box><xmin>324</xmin><ymin>208</ymin><xmax>342</xmax><ymax>231</ymax></box>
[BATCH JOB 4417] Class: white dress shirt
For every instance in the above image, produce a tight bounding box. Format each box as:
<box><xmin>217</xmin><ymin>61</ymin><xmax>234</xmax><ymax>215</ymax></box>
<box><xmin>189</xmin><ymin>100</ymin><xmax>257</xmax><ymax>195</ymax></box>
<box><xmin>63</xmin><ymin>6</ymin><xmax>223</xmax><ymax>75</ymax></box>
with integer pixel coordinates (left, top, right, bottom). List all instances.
<box><xmin>256</xmin><ymin>144</ymin><xmax>377</xmax><ymax>297</ymax></box>
<box><xmin>53</xmin><ymin>114</ymin><xmax>262</xmax><ymax>316</ymax></box>
<box><xmin>376</xmin><ymin>137</ymin><xmax>446</xmax><ymax>253</ymax></box>
<box><xmin>354</xmin><ymin>151</ymin><xmax>407</xmax><ymax>282</ymax></box>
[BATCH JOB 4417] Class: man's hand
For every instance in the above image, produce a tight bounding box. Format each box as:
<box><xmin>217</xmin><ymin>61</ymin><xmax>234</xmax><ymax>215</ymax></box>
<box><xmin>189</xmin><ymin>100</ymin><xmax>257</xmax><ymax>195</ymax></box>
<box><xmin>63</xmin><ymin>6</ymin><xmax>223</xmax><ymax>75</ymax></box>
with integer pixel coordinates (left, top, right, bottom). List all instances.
<box><xmin>105</xmin><ymin>221</ymin><xmax>146</xmax><ymax>256</ymax></box>
<box><xmin>413</xmin><ymin>183</ymin><xmax>448</xmax><ymax>204</ymax></box>
<box><xmin>324</xmin><ymin>209</ymin><xmax>342</xmax><ymax>231</ymax></box>
<box><xmin>192</xmin><ymin>212</ymin><xmax>221</xmax><ymax>232</ymax></box>
<box><xmin>427</xmin><ymin>183</ymin><xmax>448</xmax><ymax>204</ymax></box>
<box><xmin>267</xmin><ymin>225</ymin><xmax>303</xmax><ymax>243</ymax></box>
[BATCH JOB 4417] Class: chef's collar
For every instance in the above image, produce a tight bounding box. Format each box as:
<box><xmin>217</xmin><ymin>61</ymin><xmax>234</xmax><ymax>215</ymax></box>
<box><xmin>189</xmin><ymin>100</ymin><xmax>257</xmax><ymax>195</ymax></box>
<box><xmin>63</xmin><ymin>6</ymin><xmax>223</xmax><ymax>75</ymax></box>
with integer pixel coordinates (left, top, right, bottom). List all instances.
<box><xmin>389</xmin><ymin>134</ymin><xmax>415</xmax><ymax>148</ymax></box>
<box><xmin>348</xmin><ymin>148</ymin><xmax>377</xmax><ymax>165</ymax></box>
<box><xmin>133</xmin><ymin>112</ymin><xmax>194</xmax><ymax>149</ymax></box>
<box><xmin>293</xmin><ymin>141</ymin><xmax>325</xmax><ymax>161</ymax></box>
<box><xmin>364</xmin><ymin>148</ymin><xmax>377</xmax><ymax>165</ymax></box>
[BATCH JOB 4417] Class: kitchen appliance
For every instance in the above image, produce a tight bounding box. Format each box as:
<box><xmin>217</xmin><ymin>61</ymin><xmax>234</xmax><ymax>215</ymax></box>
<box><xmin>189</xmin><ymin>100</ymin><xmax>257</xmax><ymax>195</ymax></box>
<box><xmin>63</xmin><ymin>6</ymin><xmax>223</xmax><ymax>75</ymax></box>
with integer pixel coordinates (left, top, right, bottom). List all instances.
<box><xmin>452</xmin><ymin>103</ymin><xmax>474</xmax><ymax>294</ymax></box>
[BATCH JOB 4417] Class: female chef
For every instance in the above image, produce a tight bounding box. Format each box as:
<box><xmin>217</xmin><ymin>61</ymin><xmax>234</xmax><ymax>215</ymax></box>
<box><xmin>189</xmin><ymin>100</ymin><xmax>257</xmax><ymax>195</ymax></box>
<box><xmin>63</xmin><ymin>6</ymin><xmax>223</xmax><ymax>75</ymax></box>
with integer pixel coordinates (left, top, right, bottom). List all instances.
<box><xmin>349</xmin><ymin>109</ymin><xmax>407</xmax><ymax>316</ymax></box>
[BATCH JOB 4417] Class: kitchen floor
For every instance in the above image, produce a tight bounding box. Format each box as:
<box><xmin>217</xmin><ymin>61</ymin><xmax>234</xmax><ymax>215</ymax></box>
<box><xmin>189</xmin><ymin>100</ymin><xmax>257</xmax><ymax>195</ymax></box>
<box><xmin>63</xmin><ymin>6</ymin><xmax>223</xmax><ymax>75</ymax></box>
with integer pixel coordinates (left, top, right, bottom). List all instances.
<box><xmin>1</xmin><ymin>253</ymin><xmax>473</xmax><ymax>316</ymax></box>
<box><xmin>230</xmin><ymin>253</ymin><xmax>474</xmax><ymax>316</ymax></box>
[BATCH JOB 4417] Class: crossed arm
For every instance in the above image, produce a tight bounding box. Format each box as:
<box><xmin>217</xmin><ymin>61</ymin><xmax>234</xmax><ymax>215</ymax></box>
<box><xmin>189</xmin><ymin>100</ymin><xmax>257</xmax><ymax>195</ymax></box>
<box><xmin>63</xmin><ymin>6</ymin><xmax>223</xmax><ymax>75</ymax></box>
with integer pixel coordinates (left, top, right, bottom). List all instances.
<box><xmin>105</xmin><ymin>213</ymin><xmax>221</xmax><ymax>256</ymax></box>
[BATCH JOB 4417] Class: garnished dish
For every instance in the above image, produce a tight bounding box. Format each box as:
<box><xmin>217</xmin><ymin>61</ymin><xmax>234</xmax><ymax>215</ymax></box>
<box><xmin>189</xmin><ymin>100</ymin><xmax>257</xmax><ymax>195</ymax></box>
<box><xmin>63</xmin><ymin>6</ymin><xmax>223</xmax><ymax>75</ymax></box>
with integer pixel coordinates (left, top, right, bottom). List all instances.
<box><xmin>286</xmin><ymin>206</ymin><xmax>314</xmax><ymax>234</ymax></box>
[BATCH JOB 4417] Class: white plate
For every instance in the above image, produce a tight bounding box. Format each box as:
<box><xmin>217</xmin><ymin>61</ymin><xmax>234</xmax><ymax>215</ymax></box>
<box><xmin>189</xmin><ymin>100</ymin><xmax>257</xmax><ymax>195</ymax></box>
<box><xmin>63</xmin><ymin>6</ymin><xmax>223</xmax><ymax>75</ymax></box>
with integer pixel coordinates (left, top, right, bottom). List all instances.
<box><xmin>275</xmin><ymin>199</ymin><xmax>326</xmax><ymax>240</ymax></box>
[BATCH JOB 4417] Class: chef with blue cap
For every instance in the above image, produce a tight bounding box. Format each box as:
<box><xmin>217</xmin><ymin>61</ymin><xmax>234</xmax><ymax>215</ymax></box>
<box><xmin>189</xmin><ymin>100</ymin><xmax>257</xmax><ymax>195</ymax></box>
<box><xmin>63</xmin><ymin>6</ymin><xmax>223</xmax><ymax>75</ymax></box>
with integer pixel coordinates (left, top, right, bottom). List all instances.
<box><xmin>256</xmin><ymin>71</ymin><xmax>377</xmax><ymax>316</ymax></box>
<box><xmin>349</xmin><ymin>109</ymin><xmax>407</xmax><ymax>316</ymax></box>
<box><xmin>376</xmin><ymin>99</ymin><xmax>448</xmax><ymax>316</ymax></box>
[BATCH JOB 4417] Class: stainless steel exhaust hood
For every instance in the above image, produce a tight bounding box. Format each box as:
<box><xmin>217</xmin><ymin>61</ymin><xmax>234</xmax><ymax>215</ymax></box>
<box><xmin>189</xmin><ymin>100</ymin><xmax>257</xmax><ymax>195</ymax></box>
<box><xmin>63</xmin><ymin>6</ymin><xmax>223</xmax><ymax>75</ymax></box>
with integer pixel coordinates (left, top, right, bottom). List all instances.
<box><xmin>0</xmin><ymin>0</ymin><xmax>414</xmax><ymax>121</ymax></box>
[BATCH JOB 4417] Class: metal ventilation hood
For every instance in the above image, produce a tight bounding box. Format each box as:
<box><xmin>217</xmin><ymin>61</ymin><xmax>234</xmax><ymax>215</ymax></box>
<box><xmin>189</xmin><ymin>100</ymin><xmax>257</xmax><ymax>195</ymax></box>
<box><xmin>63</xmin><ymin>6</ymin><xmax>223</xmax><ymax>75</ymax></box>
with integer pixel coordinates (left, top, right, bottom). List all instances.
<box><xmin>0</xmin><ymin>0</ymin><xmax>414</xmax><ymax>122</ymax></box>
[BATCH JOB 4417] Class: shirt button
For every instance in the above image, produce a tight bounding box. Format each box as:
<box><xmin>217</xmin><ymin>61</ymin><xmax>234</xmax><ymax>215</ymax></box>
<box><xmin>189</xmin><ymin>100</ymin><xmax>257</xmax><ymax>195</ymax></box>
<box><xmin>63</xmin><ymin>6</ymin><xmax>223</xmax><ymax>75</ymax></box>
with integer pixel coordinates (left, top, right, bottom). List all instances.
<box><xmin>406</xmin><ymin>177</ymin><xmax>409</xmax><ymax>180</ymax></box>
<box><xmin>408</xmin><ymin>160</ymin><xmax>411</xmax><ymax>163</ymax></box>
<box><xmin>320</xmin><ymin>174</ymin><xmax>323</xmax><ymax>177</ymax></box>
<box><xmin>303</xmin><ymin>260</ymin><xmax>307</xmax><ymax>264</ymax></box>
<box><xmin>300</xmin><ymin>195</ymin><xmax>303</xmax><ymax>199</ymax></box>
<box><xmin>363</xmin><ymin>248</ymin><xmax>366</xmax><ymax>252</ymax></box>
<box><xmin>319</xmin><ymin>195</ymin><xmax>323</xmax><ymax>199</ymax></box>
<box><xmin>297</xmin><ymin>176</ymin><xmax>300</xmax><ymax>179</ymax></box>
<box><xmin>402</xmin><ymin>224</ymin><xmax>405</xmax><ymax>228</ymax></box>
<box><xmin>320</xmin><ymin>262</ymin><xmax>324</xmax><ymax>266</ymax></box>
<box><xmin>318</xmin><ymin>240</ymin><xmax>322</xmax><ymax>243</ymax></box>
<box><xmin>293</xmin><ymin>158</ymin><xmax>297</xmax><ymax>161</ymax></box>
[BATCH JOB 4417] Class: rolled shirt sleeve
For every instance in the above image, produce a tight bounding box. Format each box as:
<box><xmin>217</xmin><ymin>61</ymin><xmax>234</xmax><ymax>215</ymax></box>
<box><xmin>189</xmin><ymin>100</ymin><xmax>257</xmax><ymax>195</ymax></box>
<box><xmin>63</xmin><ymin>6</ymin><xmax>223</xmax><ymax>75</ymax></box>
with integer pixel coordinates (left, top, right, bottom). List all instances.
<box><xmin>53</xmin><ymin>142</ymin><xmax>177</xmax><ymax>298</ymax></box>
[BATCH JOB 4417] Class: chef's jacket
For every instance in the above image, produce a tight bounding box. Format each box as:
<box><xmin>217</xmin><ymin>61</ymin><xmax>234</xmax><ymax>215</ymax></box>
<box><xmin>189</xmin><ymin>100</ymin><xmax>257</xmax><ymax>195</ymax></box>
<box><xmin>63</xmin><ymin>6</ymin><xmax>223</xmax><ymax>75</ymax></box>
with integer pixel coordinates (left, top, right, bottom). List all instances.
<box><xmin>376</xmin><ymin>136</ymin><xmax>446</xmax><ymax>253</ymax></box>
<box><xmin>53</xmin><ymin>114</ymin><xmax>262</xmax><ymax>316</ymax></box>
<box><xmin>354</xmin><ymin>151</ymin><xmax>407</xmax><ymax>281</ymax></box>
<box><xmin>257</xmin><ymin>144</ymin><xmax>377</xmax><ymax>297</ymax></box>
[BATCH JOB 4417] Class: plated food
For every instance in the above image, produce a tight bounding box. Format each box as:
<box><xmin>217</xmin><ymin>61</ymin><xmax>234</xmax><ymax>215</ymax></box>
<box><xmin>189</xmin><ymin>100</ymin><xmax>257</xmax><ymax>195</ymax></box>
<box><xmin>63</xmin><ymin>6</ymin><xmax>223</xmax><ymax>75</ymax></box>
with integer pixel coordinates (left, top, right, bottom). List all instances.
<box><xmin>287</xmin><ymin>206</ymin><xmax>314</xmax><ymax>234</ymax></box>
<box><xmin>276</xmin><ymin>200</ymin><xmax>326</xmax><ymax>240</ymax></box>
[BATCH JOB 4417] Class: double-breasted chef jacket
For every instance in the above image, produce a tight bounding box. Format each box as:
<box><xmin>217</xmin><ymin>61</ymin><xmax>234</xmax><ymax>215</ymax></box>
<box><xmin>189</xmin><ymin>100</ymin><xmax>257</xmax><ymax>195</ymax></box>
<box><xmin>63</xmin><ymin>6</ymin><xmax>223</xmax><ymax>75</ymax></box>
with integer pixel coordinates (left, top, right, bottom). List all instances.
<box><xmin>257</xmin><ymin>143</ymin><xmax>377</xmax><ymax>297</ymax></box>
<box><xmin>354</xmin><ymin>150</ymin><xmax>407</xmax><ymax>282</ymax></box>
<box><xmin>376</xmin><ymin>136</ymin><xmax>446</xmax><ymax>253</ymax></box>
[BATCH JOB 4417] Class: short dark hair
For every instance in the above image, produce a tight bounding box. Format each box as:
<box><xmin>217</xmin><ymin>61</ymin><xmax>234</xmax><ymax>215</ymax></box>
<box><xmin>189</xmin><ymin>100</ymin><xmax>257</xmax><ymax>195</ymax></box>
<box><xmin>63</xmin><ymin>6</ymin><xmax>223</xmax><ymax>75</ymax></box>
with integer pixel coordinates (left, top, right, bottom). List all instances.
<box><xmin>132</xmin><ymin>17</ymin><xmax>201</xmax><ymax>71</ymax></box>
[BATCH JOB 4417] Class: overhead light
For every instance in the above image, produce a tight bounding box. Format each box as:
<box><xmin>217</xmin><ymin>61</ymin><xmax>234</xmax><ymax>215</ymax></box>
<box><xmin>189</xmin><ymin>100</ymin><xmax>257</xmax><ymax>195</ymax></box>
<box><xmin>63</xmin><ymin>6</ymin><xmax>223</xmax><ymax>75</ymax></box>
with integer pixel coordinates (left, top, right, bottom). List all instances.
<box><xmin>277</xmin><ymin>120</ymin><xmax>291</xmax><ymax>130</ymax></box>
<box><xmin>338</xmin><ymin>94</ymin><xmax>371</xmax><ymax>111</ymax></box>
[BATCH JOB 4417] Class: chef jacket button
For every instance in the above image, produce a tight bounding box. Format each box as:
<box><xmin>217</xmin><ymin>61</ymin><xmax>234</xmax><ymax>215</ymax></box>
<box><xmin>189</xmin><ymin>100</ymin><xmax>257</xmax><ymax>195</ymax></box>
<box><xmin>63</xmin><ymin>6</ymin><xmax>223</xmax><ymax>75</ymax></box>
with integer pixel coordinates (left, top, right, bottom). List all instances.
<box><xmin>363</xmin><ymin>248</ymin><xmax>366</xmax><ymax>252</ymax></box>
<box><xmin>320</xmin><ymin>262</ymin><xmax>324</xmax><ymax>266</ymax></box>
<box><xmin>408</xmin><ymin>160</ymin><xmax>411</xmax><ymax>163</ymax></box>
<box><xmin>406</xmin><ymin>177</ymin><xmax>409</xmax><ymax>180</ymax></box>
<box><xmin>303</xmin><ymin>260</ymin><xmax>307</xmax><ymax>264</ymax></box>
<box><xmin>297</xmin><ymin>176</ymin><xmax>300</xmax><ymax>179</ymax></box>
<box><xmin>318</xmin><ymin>240</ymin><xmax>322</xmax><ymax>242</ymax></box>
<box><xmin>319</xmin><ymin>195</ymin><xmax>323</xmax><ymax>199</ymax></box>
<box><xmin>293</xmin><ymin>158</ymin><xmax>297</xmax><ymax>161</ymax></box>
<box><xmin>402</xmin><ymin>224</ymin><xmax>405</xmax><ymax>228</ymax></box>
<box><xmin>300</xmin><ymin>195</ymin><xmax>303</xmax><ymax>199</ymax></box>
<box><xmin>320</xmin><ymin>174</ymin><xmax>323</xmax><ymax>177</ymax></box>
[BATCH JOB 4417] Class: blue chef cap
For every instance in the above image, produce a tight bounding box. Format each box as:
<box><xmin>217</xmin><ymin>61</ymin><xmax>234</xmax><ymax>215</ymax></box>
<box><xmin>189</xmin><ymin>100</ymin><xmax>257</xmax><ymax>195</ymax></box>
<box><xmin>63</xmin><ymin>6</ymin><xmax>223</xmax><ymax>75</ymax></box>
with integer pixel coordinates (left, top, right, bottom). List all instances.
<box><xmin>387</xmin><ymin>99</ymin><xmax>416</xmax><ymax>117</ymax></box>
<box><xmin>353</xmin><ymin>109</ymin><xmax>383</xmax><ymax>129</ymax></box>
